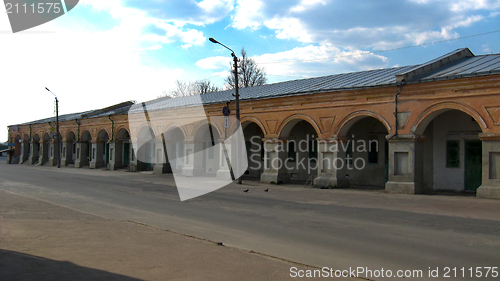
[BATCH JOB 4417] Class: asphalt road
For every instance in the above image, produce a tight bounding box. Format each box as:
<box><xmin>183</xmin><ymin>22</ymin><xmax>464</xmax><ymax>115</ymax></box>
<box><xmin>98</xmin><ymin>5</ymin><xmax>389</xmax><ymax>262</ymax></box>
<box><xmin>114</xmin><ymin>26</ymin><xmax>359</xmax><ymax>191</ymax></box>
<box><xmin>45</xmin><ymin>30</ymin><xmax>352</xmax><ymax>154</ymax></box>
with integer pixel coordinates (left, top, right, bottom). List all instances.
<box><xmin>1</xmin><ymin>158</ymin><xmax>499</xmax><ymax>281</ymax></box>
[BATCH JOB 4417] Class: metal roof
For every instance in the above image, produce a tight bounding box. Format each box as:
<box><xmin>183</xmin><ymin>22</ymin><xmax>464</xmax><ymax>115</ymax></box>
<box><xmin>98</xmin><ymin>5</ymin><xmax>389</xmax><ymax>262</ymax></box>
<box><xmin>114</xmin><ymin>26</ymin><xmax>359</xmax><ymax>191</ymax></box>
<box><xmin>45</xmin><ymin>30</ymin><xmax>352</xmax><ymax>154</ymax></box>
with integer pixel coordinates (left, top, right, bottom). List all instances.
<box><xmin>136</xmin><ymin>64</ymin><xmax>418</xmax><ymax>113</ymax></box>
<box><xmin>141</xmin><ymin>50</ymin><xmax>499</xmax><ymax>113</ymax></box>
<box><xmin>14</xmin><ymin>48</ymin><xmax>500</xmax><ymax>125</ymax></box>
<box><xmin>19</xmin><ymin>110</ymin><xmax>94</xmax><ymax>125</ymax></box>
<box><xmin>16</xmin><ymin>101</ymin><xmax>134</xmax><ymax>126</ymax></box>
<box><xmin>415</xmin><ymin>54</ymin><xmax>500</xmax><ymax>81</ymax></box>
<box><xmin>396</xmin><ymin>48</ymin><xmax>474</xmax><ymax>82</ymax></box>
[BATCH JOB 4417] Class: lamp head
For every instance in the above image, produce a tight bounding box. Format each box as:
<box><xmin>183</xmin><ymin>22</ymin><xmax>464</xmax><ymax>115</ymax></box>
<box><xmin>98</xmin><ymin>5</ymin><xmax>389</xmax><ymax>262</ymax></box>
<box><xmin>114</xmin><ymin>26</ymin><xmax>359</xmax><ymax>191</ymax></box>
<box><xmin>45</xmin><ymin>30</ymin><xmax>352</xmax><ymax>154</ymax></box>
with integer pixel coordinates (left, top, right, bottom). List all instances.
<box><xmin>209</xmin><ymin>37</ymin><xmax>218</xmax><ymax>44</ymax></box>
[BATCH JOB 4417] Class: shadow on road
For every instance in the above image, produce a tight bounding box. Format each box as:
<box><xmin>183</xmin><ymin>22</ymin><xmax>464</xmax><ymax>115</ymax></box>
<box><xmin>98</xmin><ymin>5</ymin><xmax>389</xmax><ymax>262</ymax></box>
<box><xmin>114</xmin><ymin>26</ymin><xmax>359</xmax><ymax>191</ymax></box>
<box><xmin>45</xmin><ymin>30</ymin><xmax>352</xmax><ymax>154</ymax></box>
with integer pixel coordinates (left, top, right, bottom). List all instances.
<box><xmin>0</xmin><ymin>249</ymin><xmax>142</xmax><ymax>281</ymax></box>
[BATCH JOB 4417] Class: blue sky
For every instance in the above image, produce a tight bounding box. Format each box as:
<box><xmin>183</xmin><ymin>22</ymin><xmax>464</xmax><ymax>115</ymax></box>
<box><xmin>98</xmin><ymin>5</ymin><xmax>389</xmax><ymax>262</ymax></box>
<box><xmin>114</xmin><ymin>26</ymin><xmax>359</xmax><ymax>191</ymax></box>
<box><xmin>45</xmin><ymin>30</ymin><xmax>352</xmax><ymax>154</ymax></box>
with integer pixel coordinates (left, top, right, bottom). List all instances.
<box><xmin>1</xmin><ymin>0</ymin><xmax>500</xmax><ymax>142</ymax></box>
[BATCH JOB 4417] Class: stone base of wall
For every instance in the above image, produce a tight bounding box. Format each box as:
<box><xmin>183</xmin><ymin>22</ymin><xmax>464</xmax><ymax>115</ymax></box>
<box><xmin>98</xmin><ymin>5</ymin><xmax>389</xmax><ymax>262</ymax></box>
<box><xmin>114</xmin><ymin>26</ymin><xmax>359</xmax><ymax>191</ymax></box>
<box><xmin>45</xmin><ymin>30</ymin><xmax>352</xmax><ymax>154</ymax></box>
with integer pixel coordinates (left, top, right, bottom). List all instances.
<box><xmin>260</xmin><ymin>172</ymin><xmax>290</xmax><ymax>184</ymax></box>
<box><xmin>90</xmin><ymin>160</ymin><xmax>105</xmax><ymax>169</ymax></box>
<box><xmin>385</xmin><ymin>181</ymin><xmax>417</xmax><ymax>194</ymax></box>
<box><xmin>313</xmin><ymin>175</ymin><xmax>350</xmax><ymax>188</ymax></box>
<box><xmin>153</xmin><ymin>164</ymin><xmax>171</xmax><ymax>175</ymax></box>
<box><xmin>217</xmin><ymin>169</ymin><xmax>233</xmax><ymax>181</ymax></box>
<box><xmin>477</xmin><ymin>185</ymin><xmax>500</xmax><ymax>199</ymax></box>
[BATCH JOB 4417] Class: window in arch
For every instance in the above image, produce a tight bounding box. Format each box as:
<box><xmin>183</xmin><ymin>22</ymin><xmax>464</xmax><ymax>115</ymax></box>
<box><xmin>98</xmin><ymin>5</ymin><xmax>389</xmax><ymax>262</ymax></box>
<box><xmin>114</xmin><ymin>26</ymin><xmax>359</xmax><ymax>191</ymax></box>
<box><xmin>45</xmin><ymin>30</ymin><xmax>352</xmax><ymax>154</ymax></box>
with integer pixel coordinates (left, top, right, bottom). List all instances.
<box><xmin>446</xmin><ymin>140</ymin><xmax>460</xmax><ymax>168</ymax></box>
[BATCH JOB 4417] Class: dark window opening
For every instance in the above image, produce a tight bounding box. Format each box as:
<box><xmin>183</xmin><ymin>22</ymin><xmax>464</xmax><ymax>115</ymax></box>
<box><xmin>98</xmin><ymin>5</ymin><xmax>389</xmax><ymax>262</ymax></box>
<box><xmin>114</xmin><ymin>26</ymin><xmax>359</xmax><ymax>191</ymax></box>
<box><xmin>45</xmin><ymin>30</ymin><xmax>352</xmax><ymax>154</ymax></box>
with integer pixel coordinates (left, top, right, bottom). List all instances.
<box><xmin>446</xmin><ymin>140</ymin><xmax>460</xmax><ymax>168</ymax></box>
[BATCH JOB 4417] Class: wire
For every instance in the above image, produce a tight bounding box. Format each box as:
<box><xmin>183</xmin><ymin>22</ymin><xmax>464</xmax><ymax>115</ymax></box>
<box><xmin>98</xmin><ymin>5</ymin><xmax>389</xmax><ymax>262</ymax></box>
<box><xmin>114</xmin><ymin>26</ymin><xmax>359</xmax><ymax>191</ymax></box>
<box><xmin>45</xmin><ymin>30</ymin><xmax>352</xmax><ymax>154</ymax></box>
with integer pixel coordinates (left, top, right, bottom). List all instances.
<box><xmin>258</xmin><ymin>29</ymin><xmax>500</xmax><ymax>65</ymax></box>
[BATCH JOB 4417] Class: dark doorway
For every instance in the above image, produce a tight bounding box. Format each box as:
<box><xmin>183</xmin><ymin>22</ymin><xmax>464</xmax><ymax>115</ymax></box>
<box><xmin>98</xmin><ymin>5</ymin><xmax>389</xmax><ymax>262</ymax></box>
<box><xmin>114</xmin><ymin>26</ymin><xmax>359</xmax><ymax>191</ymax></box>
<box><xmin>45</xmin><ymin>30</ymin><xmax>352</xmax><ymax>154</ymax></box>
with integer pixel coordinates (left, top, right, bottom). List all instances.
<box><xmin>465</xmin><ymin>140</ymin><xmax>482</xmax><ymax>191</ymax></box>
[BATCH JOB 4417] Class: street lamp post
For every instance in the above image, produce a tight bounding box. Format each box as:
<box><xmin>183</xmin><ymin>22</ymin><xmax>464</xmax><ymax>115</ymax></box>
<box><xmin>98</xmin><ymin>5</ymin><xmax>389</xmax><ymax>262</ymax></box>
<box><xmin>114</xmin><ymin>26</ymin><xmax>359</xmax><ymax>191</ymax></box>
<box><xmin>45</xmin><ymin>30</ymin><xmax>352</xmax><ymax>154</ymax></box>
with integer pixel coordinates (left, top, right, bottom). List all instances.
<box><xmin>45</xmin><ymin>87</ymin><xmax>61</xmax><ymax>169</ymax></box>
<box><xmin>209</xmin><ymin>37</ymin><xmax>242</xmax><ymax>184</ymax></box>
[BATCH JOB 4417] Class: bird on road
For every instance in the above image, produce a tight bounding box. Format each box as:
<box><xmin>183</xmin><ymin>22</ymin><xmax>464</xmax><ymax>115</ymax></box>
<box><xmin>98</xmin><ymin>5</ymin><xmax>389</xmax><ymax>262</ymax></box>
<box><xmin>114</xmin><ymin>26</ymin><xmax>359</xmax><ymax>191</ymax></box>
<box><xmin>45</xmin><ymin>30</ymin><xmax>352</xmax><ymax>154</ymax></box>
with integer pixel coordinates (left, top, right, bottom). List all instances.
<box><xmin>243</xmin><ymin>189</ymin><xmax>249</xmax><ymax>192</ymax></box>
<box><xmin>264</xmin><ymin>188</ymin><xmax>269</xmax><ymax>192</ymax></box>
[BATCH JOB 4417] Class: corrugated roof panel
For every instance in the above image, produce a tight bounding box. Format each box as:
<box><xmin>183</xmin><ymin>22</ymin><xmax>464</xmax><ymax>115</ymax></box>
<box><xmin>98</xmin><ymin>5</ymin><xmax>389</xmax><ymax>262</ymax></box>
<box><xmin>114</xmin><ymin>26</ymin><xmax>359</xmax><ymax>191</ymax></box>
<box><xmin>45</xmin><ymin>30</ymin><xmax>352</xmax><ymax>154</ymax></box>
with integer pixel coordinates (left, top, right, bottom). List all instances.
<box><xmin>418</xmin><ymin>55</ymin><xmax>500</xmax><ymax>81</ymax></box>
<box><xmin>316</xmin><ymin>73</ymin><xmax>356</xmax><ymax>90</ymax></box>
<box><xmin>347</xmin><ymin>68</ymin><xmax>397</xmax><ymax>88</ymax></box>
<box><xmin>400</xmin><ymin>48</ymin><xmax>473</xmax><ymax>78</ymax></box>
<box><xmin>429</xmin><ymin>56</ymin><xmax>495</xmax><ymax>78</ymax></box>
<box><xmin>463</xmin><ymin>55</ymin><xmax>500</xmax><ymax>74</ymax></box>
<box><xmin>369</xmin><ymin>67</ymin><xmax>413</xmax><ymax>86</ymax></box>
<box><xmin>16</xmin><ymin>52</ymin><xmax>500</xmax><ymax>126</ymax></box>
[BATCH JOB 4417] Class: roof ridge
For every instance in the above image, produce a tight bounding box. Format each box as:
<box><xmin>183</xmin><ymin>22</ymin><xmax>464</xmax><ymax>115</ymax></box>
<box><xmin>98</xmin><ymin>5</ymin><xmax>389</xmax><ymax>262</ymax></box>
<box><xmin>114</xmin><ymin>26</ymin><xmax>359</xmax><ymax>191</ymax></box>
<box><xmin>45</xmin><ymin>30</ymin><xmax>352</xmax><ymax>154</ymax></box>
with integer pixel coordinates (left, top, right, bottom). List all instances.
<box><xmin>396</xmin><ymin>48</ymin><xmax>474</xmax><ymax>82</ymax></box>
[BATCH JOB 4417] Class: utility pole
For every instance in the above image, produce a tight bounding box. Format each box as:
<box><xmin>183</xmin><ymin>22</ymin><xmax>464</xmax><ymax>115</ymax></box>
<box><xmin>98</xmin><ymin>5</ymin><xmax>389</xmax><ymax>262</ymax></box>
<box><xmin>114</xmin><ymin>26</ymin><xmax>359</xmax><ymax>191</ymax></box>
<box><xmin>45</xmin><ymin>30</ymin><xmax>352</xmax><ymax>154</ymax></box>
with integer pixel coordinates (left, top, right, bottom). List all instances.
<box><xmin>209</xmin><ymin>38</ymin><xmax>242</xmax><ymax>184</ymax></box>
<box><xmin>46</xmin><ymin>87</ymin><xmax>61</xmax><ymax>168</ymax></box>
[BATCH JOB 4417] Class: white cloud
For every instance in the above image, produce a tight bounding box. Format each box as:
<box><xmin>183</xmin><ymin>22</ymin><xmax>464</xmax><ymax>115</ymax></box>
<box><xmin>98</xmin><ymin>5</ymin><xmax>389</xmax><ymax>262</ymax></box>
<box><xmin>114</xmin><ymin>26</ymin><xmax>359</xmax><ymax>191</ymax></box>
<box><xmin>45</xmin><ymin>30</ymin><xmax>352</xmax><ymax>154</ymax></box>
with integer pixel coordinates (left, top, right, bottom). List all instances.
<box><xmin>290</xmin><ymin>0</ymin><xmax>327</xmax><ymax>13</ymax></box>
<box><xmin>145</xmin><ymin>44</ymin><xmax>163</xmax><ymax>51</ymax></box>
<box><xmin>198</xmin><ymin>0</ymin><xmax>234</xmax><ymax>14</ymax></box>
<box><xmin>264</xmin><ymin>17</ymin><xmax>313</xmax><ymax>42</ymax></box>
<box><xmin>450</xmin><ymin>14</ymin><xmax>484</xmax><ymax>28</ymax></box>
<box><xmin>199</xmin><ymin>43</ymin><xmax>389</xmax><ymax>81</ymax></box>
<box><xmin>0</xmin><ymin>1</ymin><xmax>194</xmax><ymax>141</ymax></box>
<box><xmin>232</xmin><ymin>0</ymin><xmax>266</xmax><ymax>29</ymax></box>
<box><xmin>230</xmin><ymin>0</ymin><xmax>500</xmax><ymax>51</ymax></box>
<box><xmin>114</xmin><ymin>0</ymin><xmax>234</xmax><ymax>27</ymax></box>
<box><xmin>407</xmin><ymin>28</ymin><xmax>459</xmax><ymax>45</ymax></box>
<box><xmin>254</xmin><ymin>44</ymin><xmax>388</xmax><ymax>78</ymax></box>
<box><xmin>78</xmin><ymin>1</ymin><xmax>206</xmax><ymax>48</ymax></box>
<box><xmin>142</xmin><ymin>22</ymin><xmax>206</xmax><ymax>47</ymax></box>
<box><xmin>450</xmin><ymin>0</ymin><xmax>500</xmax><ymax>12</ymax></box>
<box><xmin>196</xmin><ymin>56</ymin><xmax>232</xmax><ymax>69</ymax></box>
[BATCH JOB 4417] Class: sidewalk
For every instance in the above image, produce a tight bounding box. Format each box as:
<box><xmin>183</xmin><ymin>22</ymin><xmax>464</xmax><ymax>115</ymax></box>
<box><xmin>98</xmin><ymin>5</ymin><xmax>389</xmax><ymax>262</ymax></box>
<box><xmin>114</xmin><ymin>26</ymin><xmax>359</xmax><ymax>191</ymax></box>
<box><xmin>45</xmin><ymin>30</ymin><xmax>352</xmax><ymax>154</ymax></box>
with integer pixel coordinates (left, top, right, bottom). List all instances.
<box><xmin>0</xmin><ymin>190</ymin><xmax>354</xmax><ymax>281</ymax></box>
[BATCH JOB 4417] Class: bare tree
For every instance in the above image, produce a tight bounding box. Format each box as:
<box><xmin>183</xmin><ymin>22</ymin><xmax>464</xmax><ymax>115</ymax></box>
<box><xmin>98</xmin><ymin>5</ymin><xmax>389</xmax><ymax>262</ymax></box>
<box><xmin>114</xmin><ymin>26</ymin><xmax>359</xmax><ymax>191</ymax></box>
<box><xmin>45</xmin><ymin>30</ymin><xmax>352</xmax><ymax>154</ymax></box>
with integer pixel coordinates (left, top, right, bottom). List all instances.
<box><xmin>225</xmin><ymin>48</ymin><xmax>267</xmax><ymax>89</ymax></box>
<box><xmin>197</xmin><ymin>79</ymin><xmax>220</xmax><ymax>95</ymax></box>
<box><xmin>166</xmin><ymin>79</ymin><xmax>220</xmax><ymax>98</ymax></box>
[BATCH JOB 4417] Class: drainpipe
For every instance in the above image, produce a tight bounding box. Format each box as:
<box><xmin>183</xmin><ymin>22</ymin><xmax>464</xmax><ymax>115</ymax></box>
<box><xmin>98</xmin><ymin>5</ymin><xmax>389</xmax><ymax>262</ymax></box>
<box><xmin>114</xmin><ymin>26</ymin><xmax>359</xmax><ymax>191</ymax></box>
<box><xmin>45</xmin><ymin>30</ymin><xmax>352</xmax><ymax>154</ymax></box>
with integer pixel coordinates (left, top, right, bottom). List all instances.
<box><xmin>387</xmin><ymin>78</ymin><xmax>406</xmax><ymax>141</ymax></box>
<box><xmin>108</xmin><ymin>116</ymin><xmax>114</xmax><ymax>141</ymax></box>
<box><xmin>75</xmin><ymin>119</ymin><xmax>81</xmax><ymax>142</ymax></box>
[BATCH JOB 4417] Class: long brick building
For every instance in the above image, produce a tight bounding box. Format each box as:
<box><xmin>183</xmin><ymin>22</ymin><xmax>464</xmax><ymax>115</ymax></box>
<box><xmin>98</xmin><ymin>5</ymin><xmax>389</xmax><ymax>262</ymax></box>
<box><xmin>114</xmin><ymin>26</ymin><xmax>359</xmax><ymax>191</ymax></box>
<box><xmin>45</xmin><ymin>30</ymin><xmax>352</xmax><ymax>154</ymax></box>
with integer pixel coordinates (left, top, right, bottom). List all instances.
<box><xmin>6</xmin><ymin>48</ymin><xmax>500</xmax><ymax>199</ymax></box>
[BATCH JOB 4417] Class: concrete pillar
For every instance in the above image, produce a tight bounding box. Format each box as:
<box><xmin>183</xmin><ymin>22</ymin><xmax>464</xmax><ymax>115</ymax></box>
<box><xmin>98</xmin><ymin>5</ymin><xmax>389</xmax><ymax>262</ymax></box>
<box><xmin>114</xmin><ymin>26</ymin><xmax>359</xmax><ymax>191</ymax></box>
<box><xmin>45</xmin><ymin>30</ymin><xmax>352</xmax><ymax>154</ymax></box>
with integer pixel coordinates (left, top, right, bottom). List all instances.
<box><xmin>163</xmin><ymin>141</ymin><xmax>183</xmax><ymax>175</ymax></box>
<box><xmin>74</xmin><ymin>142</ymin><xmax>89</xmax><ymax>168</ymax></box>
<box><xmin>37</xmin><ymin>141</ymin><xmax>49</xmax><ymax>165</ymax></box>
<box><xmin>129</xmin><ymin>138</ymin><xmax>138</xmax><ymax>172</ymax></box>
<box><xmin>7</xmin><ymin>149</ymin><xmax>12</xmax><ymax>164</ymax></box>
<box><xmin>89</xmin><ymin>140</ymin><xmax>105</xmax><ymax>169</ymax></box>
<box><xmin>47</xmin><ymin>140</ymin><xmax>58</xmax><ymax>166</ymax></box>
<box><xmin>20</xmin><ymin>141</ymin><xmax>29</xmax><ymax>164</ymax></box>
<box><xmin>217</xmin><ymin>139</ymin><xmax>233</xmax><ymax>180</ymax></box>
<box><xmin>181</xmin><ymin>139</ymin><xmax>195</xmax><ymax>176</ymax></box>
<box><xmin>28</xmin><ymin>142</ymin><xmax>39</xmax><ymax>165</ymax></box>
<box><xmin>313</xmin><ymin>138</ymin><xmax>349</xmax><ymax>188</ymax></box>
<box><xmin>385</xmin><ymin>135</ymin><xmax>424</xmax><ymax>194</ymax></box>
<box><xmin>182</xmin><ymin>139</ymin><xmax>205</xmax><ymax>177</ymax></box>
<box><xmin>260</xmin><ymin>138</ymin><xmax>291</xmax><ymax>184</ymax></box>
<box><xmin>153</xmin><ymin>139</ymin><xmax>171</xmax><ymax>175</ymax></box>
<box><xmin>477</xmin><ymin>134</ymin><xmax>500</xmax><ymax>199</ymax></box>
<box><xmin>61</xmin><ymin>141</ymin><xmax>74</xmax><ymax>166</ymax></box>
<box><xmin>108</xmin><ymin>141</ymin><xmax>123</xmax><ymax>170</ymax></box>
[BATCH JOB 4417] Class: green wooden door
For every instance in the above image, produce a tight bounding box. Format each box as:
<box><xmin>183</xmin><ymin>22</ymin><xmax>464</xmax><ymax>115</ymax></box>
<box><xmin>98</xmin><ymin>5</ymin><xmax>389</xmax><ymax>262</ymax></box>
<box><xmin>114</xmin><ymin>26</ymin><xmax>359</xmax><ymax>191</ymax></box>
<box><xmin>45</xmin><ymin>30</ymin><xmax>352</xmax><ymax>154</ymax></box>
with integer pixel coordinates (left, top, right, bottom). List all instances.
<box><xmin>465</xmin><ymin>140</ymin><xmax>482</xmax><ymax>191</ymax></box>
